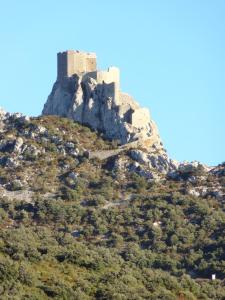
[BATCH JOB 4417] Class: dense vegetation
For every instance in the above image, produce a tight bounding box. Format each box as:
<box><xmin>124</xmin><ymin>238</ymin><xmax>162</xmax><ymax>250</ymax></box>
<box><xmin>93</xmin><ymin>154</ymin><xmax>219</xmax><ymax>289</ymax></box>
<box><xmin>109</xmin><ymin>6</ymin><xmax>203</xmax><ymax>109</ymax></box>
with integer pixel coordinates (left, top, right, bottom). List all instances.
<box><xmin>0</xmin><ymin>116</ymin><xmax>224</xmax><ymax>299</ymax></box>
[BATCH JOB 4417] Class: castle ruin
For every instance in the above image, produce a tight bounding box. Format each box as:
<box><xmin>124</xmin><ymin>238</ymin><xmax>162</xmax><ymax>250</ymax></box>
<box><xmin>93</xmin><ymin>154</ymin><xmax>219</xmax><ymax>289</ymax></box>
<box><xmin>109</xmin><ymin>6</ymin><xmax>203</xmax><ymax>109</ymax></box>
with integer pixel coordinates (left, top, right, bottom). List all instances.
<box><xmin>57</xmin><ymin>50</ymin><xmax>97</xmax><ymax>80</ymax></box>
<box><xmin>42</xmin><ymin>50</ymin><xmax>160</xmax><ymax>146</ymax></box>
<box><xmin>57</xmin><ymin>50</ymin><xmax>120</xmax><ymax>104</ymax></box>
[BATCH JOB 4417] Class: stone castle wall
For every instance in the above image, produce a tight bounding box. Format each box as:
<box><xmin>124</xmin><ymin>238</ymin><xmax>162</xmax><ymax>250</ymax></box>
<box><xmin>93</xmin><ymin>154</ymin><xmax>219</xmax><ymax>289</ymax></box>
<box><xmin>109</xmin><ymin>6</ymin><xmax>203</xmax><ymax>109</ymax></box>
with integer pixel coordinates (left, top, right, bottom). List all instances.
<box><xmin>57</xmin><ymin>50</ymin><xmax>97</xmax><ymax>80</ymax></box>
<box><xmin>57</xmin><ymin>52</ymin><xmax>68</xmax><ymax>81</ymax></box>
<box><xmin>57</xmin><ymin>51</ymin><xmax>121</xmax><ymax>105</ymax></box>
<box><xmin>96</xmin><ymin>67</ymin><xmax>120</xmax><ymax>86</ymax></box>
<box><xmin>56</xmin><ymin>51</ymin><xmax>150</xmax><ymax>123</ymax></box>
<box><xmin>131</xmin><ymin>108</ymin><xmax>150</xmax><ymax>128</ymax></box>
<box><xmin>97</xmin><ymin>67</ymin><xmax>120</xmax><ymax>104</ymax></box>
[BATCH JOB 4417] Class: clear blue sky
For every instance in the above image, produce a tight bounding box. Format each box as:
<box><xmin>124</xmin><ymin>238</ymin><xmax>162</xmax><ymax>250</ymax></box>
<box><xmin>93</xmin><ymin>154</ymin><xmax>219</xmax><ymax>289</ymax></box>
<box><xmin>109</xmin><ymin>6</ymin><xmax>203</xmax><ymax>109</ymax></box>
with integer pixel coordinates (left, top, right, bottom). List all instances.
<box><xmin>0</xmin><ymin>0</ymin><xmax>224</xmax><ymax>166</ymax></box>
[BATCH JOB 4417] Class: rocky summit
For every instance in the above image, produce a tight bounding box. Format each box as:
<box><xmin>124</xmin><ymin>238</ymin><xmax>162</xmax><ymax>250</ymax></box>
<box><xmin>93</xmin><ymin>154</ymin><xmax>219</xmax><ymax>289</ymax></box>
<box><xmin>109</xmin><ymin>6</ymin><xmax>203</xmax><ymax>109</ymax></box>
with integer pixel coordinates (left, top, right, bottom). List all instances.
<box><xmin>43</xmin><ymin>50</ymin><xmax>163</xmax><ymax>151</ymax></box>
<box><xmin>43</xmin><ymin>50</ymin><xmax>183</xmax><ymax>176</ymax></box>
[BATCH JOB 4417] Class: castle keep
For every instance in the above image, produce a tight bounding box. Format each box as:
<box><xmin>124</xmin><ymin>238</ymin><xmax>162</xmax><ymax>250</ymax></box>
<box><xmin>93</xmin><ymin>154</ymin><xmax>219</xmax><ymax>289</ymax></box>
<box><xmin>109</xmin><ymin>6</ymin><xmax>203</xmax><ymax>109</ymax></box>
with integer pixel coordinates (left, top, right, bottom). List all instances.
<box><xmin>57</xmin><ymin>50</ymin><xmax>120</xmax><ymax>103</ymax></box>
<box><xmin>57</xmin><ymin>50</ymin><xmax>120</xmax><ymax>85</ymax></box>
<box><xmin>57</xmin><ymin>50</ymin><xmax>97</xmax><ymax>80</ymax></box>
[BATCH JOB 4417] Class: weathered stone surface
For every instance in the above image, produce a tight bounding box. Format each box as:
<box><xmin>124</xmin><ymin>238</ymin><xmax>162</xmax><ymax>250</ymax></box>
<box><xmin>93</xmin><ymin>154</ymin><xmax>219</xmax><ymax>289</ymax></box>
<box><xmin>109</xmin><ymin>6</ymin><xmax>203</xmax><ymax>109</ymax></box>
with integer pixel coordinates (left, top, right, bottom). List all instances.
<box><xmin>13</xmin><ymin>137</ymin><xmax>24</xmax><ymax>153</ymax></box>
<box><xmin>178</xmin><ymin>161</ymin><xmax>209</xmax><ymax>174</ymax></box>
<box><xmin>129</xmin><ymin>150</ymin><xmax>149</xmax><ymax>164</ymax></box>
<box><xmin>129</xmin><ymin>149</ymin><xmax>177</xmax><ymax>173</ymax></box>
<box><xmin>33</xmin><ymin>125</ymin><xmax>47</xmax><ymax>135</ymax></box>
<box><xmin>0</xmin><ymin>107</ymin><xmax>6</xmax><ymax>119</ymax></box>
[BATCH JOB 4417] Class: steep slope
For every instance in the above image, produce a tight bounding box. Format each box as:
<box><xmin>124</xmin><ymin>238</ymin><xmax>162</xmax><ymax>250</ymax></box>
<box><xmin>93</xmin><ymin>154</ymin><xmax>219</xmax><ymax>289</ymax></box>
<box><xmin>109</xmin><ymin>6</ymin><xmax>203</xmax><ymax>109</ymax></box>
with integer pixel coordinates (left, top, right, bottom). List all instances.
<box><xmin>0</xmin><ymin>109</ymin><xmax>224</xmax><ymax>299</ymax></box>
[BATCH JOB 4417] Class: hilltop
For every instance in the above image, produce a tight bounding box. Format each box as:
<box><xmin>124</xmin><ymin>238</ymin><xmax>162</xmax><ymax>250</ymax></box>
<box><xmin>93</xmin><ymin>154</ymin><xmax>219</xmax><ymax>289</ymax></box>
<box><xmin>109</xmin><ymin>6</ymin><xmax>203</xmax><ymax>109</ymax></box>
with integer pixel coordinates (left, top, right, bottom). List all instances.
<box><xmin>0</xmin><ymin>109</ymin><xmax>224</xmax><ymax>299</ymax></box>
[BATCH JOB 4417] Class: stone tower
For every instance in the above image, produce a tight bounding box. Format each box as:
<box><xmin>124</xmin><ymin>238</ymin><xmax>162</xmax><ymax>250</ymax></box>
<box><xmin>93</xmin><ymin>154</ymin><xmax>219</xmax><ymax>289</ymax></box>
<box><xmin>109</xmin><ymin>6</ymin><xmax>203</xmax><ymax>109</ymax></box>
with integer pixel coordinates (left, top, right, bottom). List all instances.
<box><xmin>57</xmin><ymin>50</ymin><xmax>120</xmax><ymax>104</ymax></box>
<box><xmin>57</xmin><ymin>50</ymin><xmax>97</xmax><ymax>81</ymax></box>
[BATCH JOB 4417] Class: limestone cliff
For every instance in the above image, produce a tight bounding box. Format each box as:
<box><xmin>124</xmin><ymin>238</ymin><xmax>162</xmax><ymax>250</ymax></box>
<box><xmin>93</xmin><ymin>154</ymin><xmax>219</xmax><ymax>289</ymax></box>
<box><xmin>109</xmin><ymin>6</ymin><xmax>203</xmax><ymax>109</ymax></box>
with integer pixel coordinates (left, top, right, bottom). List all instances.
<box><xmin>42</xmin><ymin>51</ymin><xmax>163</xmax><ymax>153</ymax></box>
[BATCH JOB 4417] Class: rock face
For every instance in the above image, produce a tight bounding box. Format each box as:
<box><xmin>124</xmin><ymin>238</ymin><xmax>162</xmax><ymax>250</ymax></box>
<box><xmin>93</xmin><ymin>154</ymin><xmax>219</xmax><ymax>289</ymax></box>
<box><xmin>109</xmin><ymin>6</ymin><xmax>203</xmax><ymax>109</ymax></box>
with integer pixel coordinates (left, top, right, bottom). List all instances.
<box><xmin>129</xmin><ymin>149</ymin><xmax>178</xmax><ymax>174</ymax></box>
<box><xmin>42</xmin><ymin>50</ymin><xmax>163</xmax><ymax>151</ymax></box>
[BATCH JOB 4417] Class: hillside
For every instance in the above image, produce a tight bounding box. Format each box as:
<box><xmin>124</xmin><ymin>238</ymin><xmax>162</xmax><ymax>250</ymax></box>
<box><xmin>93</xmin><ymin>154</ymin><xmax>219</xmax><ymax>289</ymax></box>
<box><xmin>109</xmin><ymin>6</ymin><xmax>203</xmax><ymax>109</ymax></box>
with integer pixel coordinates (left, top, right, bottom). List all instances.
<box><xmin>0</xmin><ymin>111</ymin><xmax>224</xmax><ymax>299</ymax></box>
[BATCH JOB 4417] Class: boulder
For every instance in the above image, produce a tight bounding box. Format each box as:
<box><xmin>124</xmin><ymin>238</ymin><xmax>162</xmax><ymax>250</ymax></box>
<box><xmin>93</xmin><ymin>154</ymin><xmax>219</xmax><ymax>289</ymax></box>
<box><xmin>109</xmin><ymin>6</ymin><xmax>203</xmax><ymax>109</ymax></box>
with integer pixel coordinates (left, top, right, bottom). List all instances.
<box><xmin>34</xmin><ymin>125</ymin><xmax>47</xmax><ymax>135</ymax></box>
<box><xmin>57</xmin><ymin>145</ymin><xmax>66</xmax><ymax>156</ymax></box>
<box><xmin>68</xmin><ymin>172</ymin><xmax>79</xmax><ymax>180</ymax></box>
<box><xmin>188</xmin><ymin>188</ymin><xmax>200</xmax><ymax>197</ymax></box>
<box><xmin>178</xmin><ymin>161</ymin><xmax>208</xmax><ymax>175</ymax></box>
<box><xmin>13</xmin><ymin>137</ymin><xmax>24</xmax><ymax>153</ymax></box>
<box><xmin>50</xmin><ymin>135</ymin><xmax>63</xmax><ymax>145</ymax></box>
<box><xmin>4</xmin><ymin>157</ymin><xmax>19</xmax><ymax>168</ymax></box>
<box><xmin>129</xmin><ymin>150</ymin><xmax>149</xmax><ymax>164</ymax></box>
<box><xmin>129</xmin><ymin>149</ymin><xmax>177</xmax><ymax>173</ymax></box>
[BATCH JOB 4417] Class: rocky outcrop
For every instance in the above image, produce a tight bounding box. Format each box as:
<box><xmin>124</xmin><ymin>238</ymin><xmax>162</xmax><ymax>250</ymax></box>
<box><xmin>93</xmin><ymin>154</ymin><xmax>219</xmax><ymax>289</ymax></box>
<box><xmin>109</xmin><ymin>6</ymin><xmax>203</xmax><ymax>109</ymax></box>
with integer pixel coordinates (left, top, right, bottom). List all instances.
<box><xmin>167</xmin><ymin>161</ymin><xmax>211</xmax><ymax>181</ymax></box>
<box><xmin>129</xmin><ymin>149</ymin><xmax>178</xmax><ymax>174</ymax></box>
<box><xmin>42</xmin><ymin>56</ymin><xmax>163</xmax><ymax>153</ymax></box>
<box><xmin>0</xmin><ymin>108</ymin><xmax>223</xmax><ymax>202</ymax></box>
<box><xmin>42</xmin><ymin>51</ymin><xmax>180</xmax><ymax>176</ymax></box>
